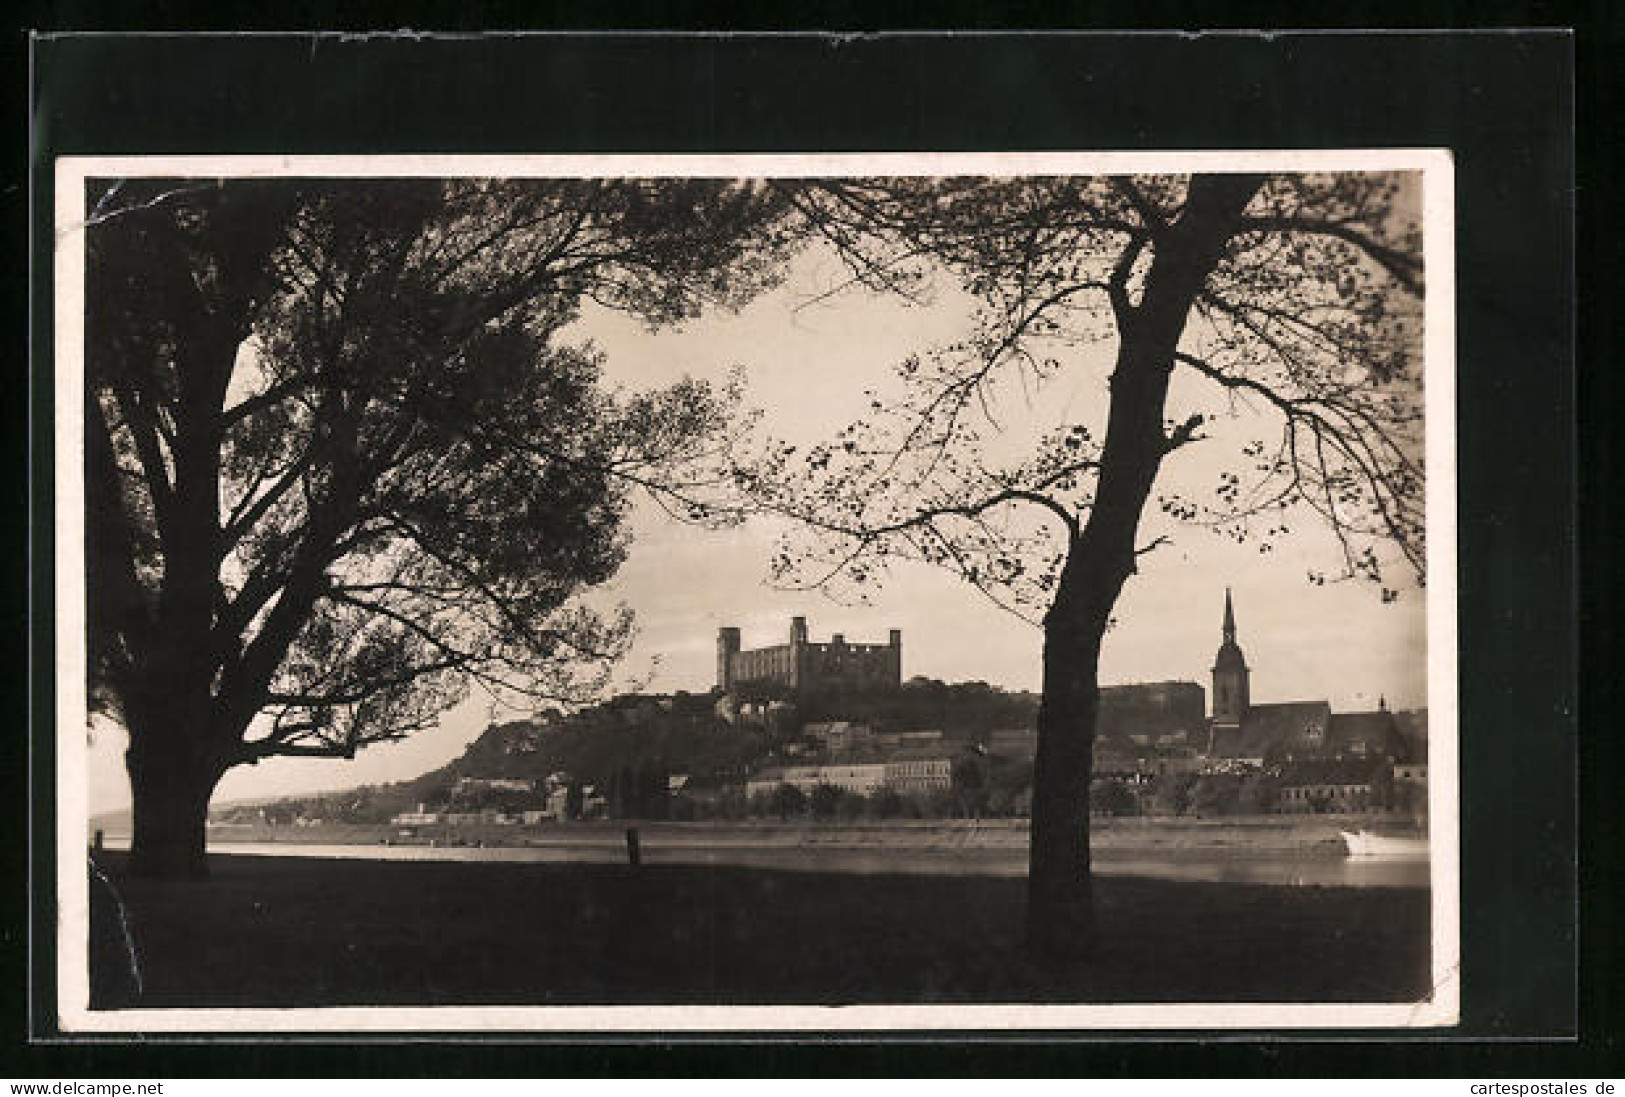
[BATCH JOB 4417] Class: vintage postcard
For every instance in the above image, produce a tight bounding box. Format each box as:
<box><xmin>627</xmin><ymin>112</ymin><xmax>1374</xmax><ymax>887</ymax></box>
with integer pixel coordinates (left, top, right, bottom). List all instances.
<box><xmin>54</xmin><ymin>151</ymin><xmax>1458</xmax><ymax>1032</ymax></box>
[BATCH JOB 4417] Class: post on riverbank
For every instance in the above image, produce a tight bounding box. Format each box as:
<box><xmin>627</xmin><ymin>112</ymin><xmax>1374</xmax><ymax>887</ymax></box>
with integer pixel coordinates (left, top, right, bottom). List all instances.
<box><xmin>625</xmin><ymin>826</ymin><xmax>642</xmax><ymax>866</ymax></box>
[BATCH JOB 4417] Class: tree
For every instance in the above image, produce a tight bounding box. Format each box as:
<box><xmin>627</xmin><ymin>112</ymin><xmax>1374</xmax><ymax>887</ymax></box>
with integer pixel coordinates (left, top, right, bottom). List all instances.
<box><xmin>747</xmin><ymin>173</ymin><xmax>1424</xmax><ymax>956</ymax></box>
<box><xmin>769</xmin><ymin>782</ymin><xmax>807</xmax><ymax>821</ymax></box>
<box><xmin>836</xmin><ymin>789</ymin><xmax>867</xmax><ymax>822</ymax></box>
<box><xmin>1091</xmin><ymin>778</ymin><xmax>1138</xmax><ymax>817</ymax></box>
<box><xmin>986</xmin><ymin>756</ymin><xmax>1036</xmax><ymax>819</ymax></box>
<box><xmin>1189</xmin><ymin>772</ymin><xmax>1242</xmax><ymax>816</ymax></box>
<box><xmin>1236</xmin><ymin>771</ymin><xmax>1280</xmax><ymax>815</ymax></box>
<box><xmin>1394</xmin><ymin>778</ymin><xmax>1428</xmax><ymax>821</ymax></box>
<box><xmin>868</xmin><ymin>788</ymin><xmax>906</xmax><ymax>820</ymax></box>
<box><xmin>1150</xmin><ymin>772</ymin><xmax>1198</xmax><ymax>817</ymax></box>
<box><xmin>808</xmin><ymin>782</ymin><xmax>844</xmax><ymax>820</ymax></box>
<box><xmin>84</xmin><ymin>177</ymin><xmax>791</xmax><ymax>877</ymax></box>
<box><xmin>951</xmin><ymin>754</ymin><xmax>990</xmax><ymax>818</ymax></box>
<box><xmin>714</xmin><ymin>785</ymin><xmax>749</xmax><ymax>821</ymax></box>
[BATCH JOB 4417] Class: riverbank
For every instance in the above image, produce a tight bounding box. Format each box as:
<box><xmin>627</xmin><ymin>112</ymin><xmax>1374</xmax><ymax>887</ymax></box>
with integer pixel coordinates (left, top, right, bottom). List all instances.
<box><xmin>88</xmin><ymin>851</ymin><xmax>1431</xmax><ymax>1009</ymax></box>
<box><xmin>181</xmin><ymin>814</ymin><xmax>1417</xmax><ymax>855</ymax></box>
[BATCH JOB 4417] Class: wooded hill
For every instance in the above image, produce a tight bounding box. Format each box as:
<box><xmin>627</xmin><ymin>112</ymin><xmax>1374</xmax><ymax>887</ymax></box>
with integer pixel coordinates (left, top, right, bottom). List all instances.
<box><xmin>204</xmin><ymin>678</ymin><xmax>1043</xmax><ymax>824</ymax></box>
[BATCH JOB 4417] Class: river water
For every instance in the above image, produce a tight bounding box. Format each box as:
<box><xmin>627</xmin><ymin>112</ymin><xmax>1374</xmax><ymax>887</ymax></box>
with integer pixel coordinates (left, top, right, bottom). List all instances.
<box><xmin>103</xmin><ymin>836</ymin><xmax>1431</xmax><ymax>888</ymax></box>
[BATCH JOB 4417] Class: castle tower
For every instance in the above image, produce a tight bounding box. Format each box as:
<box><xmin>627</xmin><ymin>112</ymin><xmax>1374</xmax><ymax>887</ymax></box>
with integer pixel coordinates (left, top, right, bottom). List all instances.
<box><xmin>716</xmin><ymin>627</ymin><xmax>741</xmax><ymax>692</ymax></box>
<box><xmin>1210</xmin><ymin>588</ymin><xmax>1251</xmax><ymax>726</ymax></box>
<box><xmin>789</xmin><ymin>616</ymin><xmax>808</xmax><ymax>690</ymax></box>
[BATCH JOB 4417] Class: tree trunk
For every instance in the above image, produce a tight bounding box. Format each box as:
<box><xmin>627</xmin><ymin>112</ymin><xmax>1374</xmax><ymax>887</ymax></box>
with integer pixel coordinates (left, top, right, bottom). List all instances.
<box><xmin>1023</xmin><ymin>174</ymin><xmax>1267</xmax><ymax>960</ymax></box>
<box><xmin>1026</xmin><ymin>608</ymin><xmax>1106</xmax><ymax>960</ymax></box>
<box><xmin>125</xmin><ymin>727</ymin><xmax>226</xmax><ymax>881</ymax></box>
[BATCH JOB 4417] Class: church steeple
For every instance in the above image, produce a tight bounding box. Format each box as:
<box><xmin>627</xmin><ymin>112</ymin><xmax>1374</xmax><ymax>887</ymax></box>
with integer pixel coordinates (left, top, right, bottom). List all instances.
<box><xmin>1211</xmin><ymin>587</ymin><xmax>1251</xmax><ymax>726</ymax></box>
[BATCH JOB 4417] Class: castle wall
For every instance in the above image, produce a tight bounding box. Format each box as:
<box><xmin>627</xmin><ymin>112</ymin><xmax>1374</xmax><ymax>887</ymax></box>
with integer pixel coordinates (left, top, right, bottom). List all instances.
<box><xmin>730</xmin><ymin>643</ymin><xmax>797</xmax><ymax>689</ymax></box>
<box><xmin>796</xmin><ymin>640</ymin><xmax>901</xmax><ymax>693</ymax></box>
<box><xmin>718</xmin><ymin>619</ymin><xmax>901</xmax><ymax>694</ymax></box>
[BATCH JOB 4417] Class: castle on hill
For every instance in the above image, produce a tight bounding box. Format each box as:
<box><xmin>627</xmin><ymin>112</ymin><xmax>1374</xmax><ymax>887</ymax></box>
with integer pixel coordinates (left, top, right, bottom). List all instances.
<box><xmin>711</xmin><ymin>594</ymin><xmax>1424</xmax><ymax>781</ymax></box>
<box><xmin>717</xmin><ymin>616</ymin><xmax>902</xmax><ymax>697</ymax></box>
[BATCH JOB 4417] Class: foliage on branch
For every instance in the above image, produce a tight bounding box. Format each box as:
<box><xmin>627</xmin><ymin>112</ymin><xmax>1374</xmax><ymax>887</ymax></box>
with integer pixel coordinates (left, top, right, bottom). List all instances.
<box><xmin>86</xmin><ymin>176</ymin><xmax>794</xmax><ymax>773</ymax></box>
<box><xmin>744</xmin><ymin>173</ymin><xmax>1425</xmax><ymax>614</ymax></box>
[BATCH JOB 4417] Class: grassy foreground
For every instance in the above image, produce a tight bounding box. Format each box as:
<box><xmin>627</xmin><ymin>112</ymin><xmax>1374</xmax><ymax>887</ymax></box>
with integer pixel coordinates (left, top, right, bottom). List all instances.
<box><xmin>88</xmin><ymin>852</ymin><xmax>1431</xmax><ymax>1009</ymax></box>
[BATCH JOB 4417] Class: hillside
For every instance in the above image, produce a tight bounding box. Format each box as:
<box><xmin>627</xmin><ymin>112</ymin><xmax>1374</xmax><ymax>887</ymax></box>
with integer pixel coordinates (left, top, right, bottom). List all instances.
<box><xmin>203</xmin><ymin>678</ymin><xmax>1046</xmax><ymax>824</ymax></box>
<box><xmin>210</xmin><ymin>690</ymin><xmax>768</xmax><ymax>824</ymax></box>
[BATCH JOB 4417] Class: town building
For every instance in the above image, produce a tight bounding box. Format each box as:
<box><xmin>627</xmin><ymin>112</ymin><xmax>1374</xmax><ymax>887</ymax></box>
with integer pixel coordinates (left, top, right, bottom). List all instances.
<box><xmin>1393</xmin><ymin>762</ymin><xmax>1428</xmax><ymax>786</ymax></box>
<box><xmin>746</xmin><ymin>762</ymin><xmax>889</xmax><ymax>798</ymax></box>
<box><xmin>745</xmin><ymin>755</ymin><xmax>954</xmax><ymax>799</ymax></box>
<box><xmin>1276</xmin><ymin>758</ymin><xmax>1387</xmax><ymax>814</ymax></box>
<box><xmin>718</xmin><ymin>616</ymin><xmax>902</xmax><ymax>696</ymax></box>
<box><xmin>391</xmin><ymin>804</ymin><xmax>442</xmax><ymax>826</ymax></box>
<box><xmin>803</xmin><ymin>720</ymin><xmax>875</xmax><ymax>754</ymax></box>
<box><xmin>875</xmin><ymin>728</ymin><xmax>945</xmax><ymax>749</ymax></box>
<box><xmin>454</xmin><ymin>776</ymin><xmax>534</xmax><ymax>794</ymax></box>
<box><xmin>882</xmin><ymin>753</ymin><xmax>953</xmax><ymax>796</ymax></box>
<box><xmin>986</xmin><ymin>728</ymin><xmax>1038</xmax><ymax>758</ymax></box>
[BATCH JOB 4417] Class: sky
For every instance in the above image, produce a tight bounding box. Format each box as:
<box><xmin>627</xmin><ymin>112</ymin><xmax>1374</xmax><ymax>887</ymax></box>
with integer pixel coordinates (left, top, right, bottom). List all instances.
<box><xmin>85</xmin><ymin>205</ymin><xmax>1431</xmax><ymax>814</ymax></box>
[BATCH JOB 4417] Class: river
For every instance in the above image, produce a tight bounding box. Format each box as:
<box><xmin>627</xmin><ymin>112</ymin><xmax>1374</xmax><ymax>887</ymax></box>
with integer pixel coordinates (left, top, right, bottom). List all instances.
<box><xmin>99</xmin><ymin>834</ymin><xmax>1432</xmax><ymax>888</ymax></box>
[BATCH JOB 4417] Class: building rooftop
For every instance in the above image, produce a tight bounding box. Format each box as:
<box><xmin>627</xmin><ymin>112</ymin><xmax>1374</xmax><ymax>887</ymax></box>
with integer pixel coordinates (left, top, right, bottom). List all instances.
<box><xmin>1209</xmin><ymin>700</ymin><xmax>1333</xmax><ymax>759</ymax></box>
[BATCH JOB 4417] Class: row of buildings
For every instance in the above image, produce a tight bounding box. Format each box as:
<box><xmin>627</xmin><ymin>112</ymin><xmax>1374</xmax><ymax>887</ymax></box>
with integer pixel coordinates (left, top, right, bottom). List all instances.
<box><xmin>733</xmin><ymin>592</ymin><xmax>1428</xmax><ymax>815</ymax></box>
<box><xmin>391</xmin><ymin>774</ymin><xmax>602</xmax><ymax>827</ymax></box>
<box><xmin>745</xmin><ymin>752</ymin><xmax>954</xmax><ymax>800</ymax></box>
<box><xmin>380</xmin><ymin>592</ymin><xmax>1426</xmax><ymax>822</ymax></box>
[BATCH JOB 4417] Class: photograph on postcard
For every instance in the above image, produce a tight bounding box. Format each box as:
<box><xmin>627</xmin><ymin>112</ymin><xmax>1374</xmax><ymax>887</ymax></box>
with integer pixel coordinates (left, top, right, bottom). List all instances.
<box><xmin>54</xmin><ymin>153</ymin><xmax>1457</xmax><ymax>1031</ymax></box>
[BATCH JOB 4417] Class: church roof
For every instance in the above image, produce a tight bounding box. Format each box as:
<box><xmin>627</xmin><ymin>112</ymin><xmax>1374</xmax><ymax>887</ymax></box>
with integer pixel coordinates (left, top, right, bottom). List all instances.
<box><xmin>1209</xmin><ymin>700</ymin><xmax>1332</xmax><ymax>759</ymax></box>
<box><xmin>1212</xmin><ymin>640</ymin><xmax>1248</xmax><ymax>671</ymax></box>
<box><xmin>1325</xmin><ymin>711</ymin><xmax>1410</xmax><ymax>760</ymax></box>
<box><xmin>1209</xmin><ymin>703</ymin><xmax>1417</xmax><ymax>763</ymax></box>
<box><xmin>1212</xmin><ymin>588</ymin><xmax>1249</xmax><ymax>669</ymax></box>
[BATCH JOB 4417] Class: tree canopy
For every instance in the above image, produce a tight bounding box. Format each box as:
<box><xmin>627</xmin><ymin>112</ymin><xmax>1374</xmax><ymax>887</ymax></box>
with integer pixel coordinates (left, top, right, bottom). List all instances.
<box><xmin>736</xmin><ymin>172</ymin><xmax>1425</xmax><ymax>955</ymax></box>
<box><xmin>746</xmin><ymin>173</ymin><xmax>1424</xmax><ymax>611</ymax></box>
<box><xmin>84</xmin><ymin>176</ymin><xmax>792</xmax><ymax>875</ymax></box>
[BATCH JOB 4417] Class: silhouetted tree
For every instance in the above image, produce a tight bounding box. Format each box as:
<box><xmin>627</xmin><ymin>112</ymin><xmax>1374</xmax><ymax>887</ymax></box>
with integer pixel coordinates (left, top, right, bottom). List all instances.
<box><xmin>1151</xmin><ymin>772</ymin><xmax>1199</xmax><ymax>817</ymax></box>
<box><xmin>868</xmin><ymin>788</ymin><xmax>906</xmax><ymax>820</ymax></box>
<box><xmin>952</xmin><ymin>755</ymin><xmax>990</xmax><ymax>818</ymax></box>
<box><xmin>748</xmin><ymin>173</ymin><xmax>1424</xmax><ymax>956</ymax></box>
<box><xmin>1091</xmin><ymin>778</ymin><xmax>1138</xmax><ymax>817</ymax></box>
<box><xmin>770</xmin><ymin>782</ymin><xmax>807</xmax><ymax>821</ymax></box>
<box><xmin>1236</xmin><ymin>772</ymin><xmax>1280</xmax><ymax>815</ymax></box>
<box><xmin>809</xmin><ymin>782</ymin><xmax>843</xmax><ymax>820</ymax></box>
<box><xmin>836</xmin><ymin>790</ymin><xmax>867</xmax><ymax>822</ymax></box>
<box><xmin>83</xmin><ymin>176</ymin><xmax>791</xmax><ymax>877</ymax></box>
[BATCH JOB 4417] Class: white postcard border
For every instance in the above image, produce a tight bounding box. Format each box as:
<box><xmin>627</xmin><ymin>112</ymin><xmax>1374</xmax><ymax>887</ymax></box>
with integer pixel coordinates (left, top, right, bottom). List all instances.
<box><xmin>52</xmin><ymin>149</ymin><xmax>1459</xmax><ymax>1034</ymax></box>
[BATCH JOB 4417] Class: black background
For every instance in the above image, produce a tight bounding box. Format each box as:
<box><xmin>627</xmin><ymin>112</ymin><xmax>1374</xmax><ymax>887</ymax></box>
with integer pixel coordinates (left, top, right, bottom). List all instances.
<box><xmin>14</xmin><ymin>16</ymin><xmax>1610</xmax><ymax>1078</ymax></box>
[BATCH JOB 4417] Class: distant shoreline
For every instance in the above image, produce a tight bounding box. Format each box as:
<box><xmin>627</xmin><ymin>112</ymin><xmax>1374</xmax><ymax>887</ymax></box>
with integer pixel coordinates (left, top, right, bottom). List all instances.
<box><xmin>95</xmin><ymin>813</ymin><xmax>1425</xmax><ymax>856</ymax></box>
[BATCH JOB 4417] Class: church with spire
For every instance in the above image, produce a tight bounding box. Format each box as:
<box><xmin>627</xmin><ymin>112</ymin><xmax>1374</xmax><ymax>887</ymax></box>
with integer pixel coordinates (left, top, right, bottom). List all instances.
<box><xmin>1210</xmin><ymin>588</ymin><xmax>1251</xmax><ymax>728</ymax></box>
<box><xmin>1198</xmin><ymin>587</ymin><xmax>1420</xmax><ymax>767</ymax></box>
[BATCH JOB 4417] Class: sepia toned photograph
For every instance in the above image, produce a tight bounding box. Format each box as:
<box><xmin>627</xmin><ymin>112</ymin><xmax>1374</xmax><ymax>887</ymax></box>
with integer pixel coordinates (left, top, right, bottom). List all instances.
<box><xmin>55</xmin><ymin>152</ymin><xmax>1457</xmax><ymax>1032</ymax></box>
